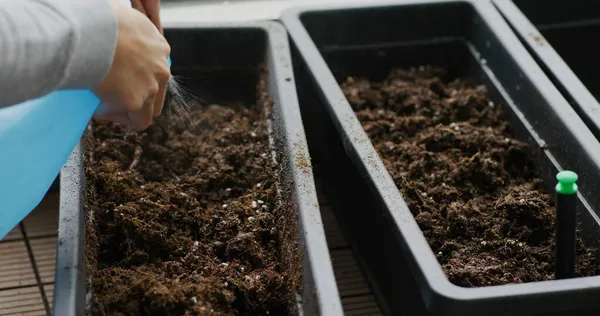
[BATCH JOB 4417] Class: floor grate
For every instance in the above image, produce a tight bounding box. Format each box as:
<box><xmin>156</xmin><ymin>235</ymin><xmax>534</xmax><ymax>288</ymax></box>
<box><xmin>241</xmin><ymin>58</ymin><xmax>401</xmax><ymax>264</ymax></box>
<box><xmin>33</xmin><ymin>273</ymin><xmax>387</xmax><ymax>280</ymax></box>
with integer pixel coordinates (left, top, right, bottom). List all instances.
<box><xmin>316</xmin><ymin>176</ymin><xmax>384</xmax><ymax>316</ymax></box>
<box><xmin>0</xmin><ymin>194</ymin><xmax>58</xmax><ymax>316</ymax></box>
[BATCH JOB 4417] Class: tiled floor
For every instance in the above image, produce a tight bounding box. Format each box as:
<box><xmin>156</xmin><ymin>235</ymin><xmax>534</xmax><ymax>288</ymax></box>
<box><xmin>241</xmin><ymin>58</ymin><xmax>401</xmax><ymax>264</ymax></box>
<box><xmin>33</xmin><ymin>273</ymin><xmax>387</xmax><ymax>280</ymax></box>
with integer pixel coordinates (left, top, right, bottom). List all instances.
<box><xmin>316</xmin><ymin>180</ymin><xmax>383</xmax><ymax>316</ymax></box>
<box><xmin>0</xmin><ymin>190</ymin><xmax>383</xmax><ymax>315</ymax></box>
<box><xmin>0</xmin><ymin>175</ymin><xmax>383</xmax><ymax>316</ymax></box>
<box><xmin>0</xmin><ymin>187</ymin><xmax>383</xmax><ymax>315</ymax></box>
<box><xmin>0</xmin><ymin>193</ymin><xmax>58</xmax><ymax>316</ymax></box>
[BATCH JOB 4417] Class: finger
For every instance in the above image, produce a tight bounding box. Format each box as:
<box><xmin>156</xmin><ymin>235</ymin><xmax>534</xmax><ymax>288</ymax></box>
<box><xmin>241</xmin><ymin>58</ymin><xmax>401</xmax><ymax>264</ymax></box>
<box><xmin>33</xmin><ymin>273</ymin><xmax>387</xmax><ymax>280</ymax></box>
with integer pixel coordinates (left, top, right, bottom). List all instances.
<box><xmin>128</xmin><ymin>95</ymin><xmax>156</xmax><ymax>131</ymax></box>
<box><xmin>153</xmin><ymin>74</ymin><xmax>169</xmax><ymax>118</ymax></box>
<box><xmin>143</xmin><ymin>0</ymin><xmax>162</xmax><ymax>33</ymax></box>
<box><xmin>129</xmin><ymin>0</ymin><xmax>145</xmax><ymax>12</ymax></box>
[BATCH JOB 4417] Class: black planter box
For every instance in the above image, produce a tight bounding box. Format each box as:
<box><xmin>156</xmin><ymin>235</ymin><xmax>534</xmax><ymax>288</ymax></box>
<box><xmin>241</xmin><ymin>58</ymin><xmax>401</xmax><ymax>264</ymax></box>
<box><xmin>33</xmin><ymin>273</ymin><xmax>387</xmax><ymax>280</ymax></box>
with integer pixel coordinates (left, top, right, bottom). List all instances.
<box><xmin>282</xmin><ymin>0</ymin><xmax>600</xmax><ymax>315</ymax></box>
<box><xmin>493</xmin><ymin>0</ymin><xmax>600</xmax><ymax>140</ymax></box>
<box><xmin>53</xmin><ymin>21</ymin><xmax>343</xmax><ymax>316</ymax></box>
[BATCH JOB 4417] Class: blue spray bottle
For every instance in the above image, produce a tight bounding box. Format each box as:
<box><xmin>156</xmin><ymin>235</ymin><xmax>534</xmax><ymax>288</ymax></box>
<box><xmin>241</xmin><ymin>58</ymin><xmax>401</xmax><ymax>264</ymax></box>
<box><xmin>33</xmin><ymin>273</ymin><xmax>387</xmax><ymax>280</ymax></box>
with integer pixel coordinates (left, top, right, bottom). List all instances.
<box><xmin>0</xmin><ymin>0</ymin><xmax>171</xmax><ymax>239</ymax></box>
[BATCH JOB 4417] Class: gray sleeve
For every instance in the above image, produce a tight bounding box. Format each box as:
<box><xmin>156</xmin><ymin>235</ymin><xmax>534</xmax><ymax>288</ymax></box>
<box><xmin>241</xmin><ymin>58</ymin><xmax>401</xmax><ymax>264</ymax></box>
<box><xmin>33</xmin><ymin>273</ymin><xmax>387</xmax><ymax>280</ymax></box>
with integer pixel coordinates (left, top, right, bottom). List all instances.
<box><xmin>0</xmin><ymin>0</ymin><xmax>118</xmax><ymax>107</ymax></box>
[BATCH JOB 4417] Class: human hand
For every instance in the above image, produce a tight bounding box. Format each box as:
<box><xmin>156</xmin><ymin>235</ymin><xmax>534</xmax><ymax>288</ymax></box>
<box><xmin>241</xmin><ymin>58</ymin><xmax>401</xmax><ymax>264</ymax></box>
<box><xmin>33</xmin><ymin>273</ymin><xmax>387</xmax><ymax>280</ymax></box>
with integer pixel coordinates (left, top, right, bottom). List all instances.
<box><xmin>93</xmin><ymin>0</ymin><xmax>171</xmax><ymax>131</ymax></box>
<box><xmin>131</xmin><ymin>0</ymin><xmax>162</xmax><ymax>33</ymax></box>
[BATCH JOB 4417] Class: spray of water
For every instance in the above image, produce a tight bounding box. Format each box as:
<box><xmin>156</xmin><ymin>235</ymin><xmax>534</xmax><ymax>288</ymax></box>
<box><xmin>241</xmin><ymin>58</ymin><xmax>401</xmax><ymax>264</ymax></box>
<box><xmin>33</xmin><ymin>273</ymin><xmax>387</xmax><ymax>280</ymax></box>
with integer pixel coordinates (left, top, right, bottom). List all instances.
<box><xmin>163</xmin><ymin>74</ymin><xmax>206</xmax><ymax>125</ymax></box>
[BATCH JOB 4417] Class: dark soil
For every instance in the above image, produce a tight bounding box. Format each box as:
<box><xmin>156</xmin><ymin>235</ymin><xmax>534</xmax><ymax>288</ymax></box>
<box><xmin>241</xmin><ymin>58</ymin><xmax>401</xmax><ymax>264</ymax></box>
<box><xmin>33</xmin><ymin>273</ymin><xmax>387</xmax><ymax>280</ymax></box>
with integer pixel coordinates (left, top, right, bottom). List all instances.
<box><xmin>84</xmin><ymin>75</ymin><xmax>300</xmax><ymax>315</ymax></box>
<box><xmin>341</xmin><ymin>65</ymin><xmax>600</xmax><ymax>287</ymax></box>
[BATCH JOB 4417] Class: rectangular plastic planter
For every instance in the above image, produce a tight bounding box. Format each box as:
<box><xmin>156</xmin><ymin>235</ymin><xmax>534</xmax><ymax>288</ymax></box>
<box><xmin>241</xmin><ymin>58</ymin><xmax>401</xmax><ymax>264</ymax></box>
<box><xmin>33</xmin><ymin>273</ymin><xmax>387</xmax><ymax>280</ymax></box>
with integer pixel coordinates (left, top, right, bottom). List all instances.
<box><xmin>282</xmin><ymin>1</ymin><xmax>600</xmax><ymax>315</ymax></box>
<box><xmin>493</xmin><ymin>0</ymin><xmax>600</xmax><ymax>140</ymax></box>
<box><xmin>53</xmin><ymin>21</ymin><xmax>343</xmax><ymax>316</ymax></box>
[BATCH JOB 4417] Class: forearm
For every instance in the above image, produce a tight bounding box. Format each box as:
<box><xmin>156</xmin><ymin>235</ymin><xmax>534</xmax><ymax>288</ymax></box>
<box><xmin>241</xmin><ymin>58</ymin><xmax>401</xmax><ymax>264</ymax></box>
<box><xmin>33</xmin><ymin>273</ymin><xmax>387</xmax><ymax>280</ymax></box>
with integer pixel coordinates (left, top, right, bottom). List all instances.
<box><xmin>0</xmin><ymin>0</ymin><xmax>118</xmax><ymax>107</ymax></box>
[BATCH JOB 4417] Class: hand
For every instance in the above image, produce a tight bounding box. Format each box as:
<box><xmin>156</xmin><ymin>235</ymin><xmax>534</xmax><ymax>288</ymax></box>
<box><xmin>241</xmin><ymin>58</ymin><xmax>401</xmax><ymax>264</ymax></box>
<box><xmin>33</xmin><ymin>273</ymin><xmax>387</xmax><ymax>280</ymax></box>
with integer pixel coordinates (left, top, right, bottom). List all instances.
<box><xmin>131</xmin><ymin>0</ymin><xmax>162</xmax><ymax>33</ymax></box>
<box><xmin>93</xmin><ymin>0</ymin><xmax>171</xmax><ymax>131</ymax></box>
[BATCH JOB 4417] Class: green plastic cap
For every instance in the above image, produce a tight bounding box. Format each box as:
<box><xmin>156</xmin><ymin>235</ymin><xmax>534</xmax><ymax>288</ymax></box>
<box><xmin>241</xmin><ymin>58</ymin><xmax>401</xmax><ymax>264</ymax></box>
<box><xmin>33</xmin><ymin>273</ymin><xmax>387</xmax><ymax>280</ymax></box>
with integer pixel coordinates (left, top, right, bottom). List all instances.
<box><xmin>556</xmin><ymin>170</ymin><xmax>578</xmax><ymax>195</ymax></box>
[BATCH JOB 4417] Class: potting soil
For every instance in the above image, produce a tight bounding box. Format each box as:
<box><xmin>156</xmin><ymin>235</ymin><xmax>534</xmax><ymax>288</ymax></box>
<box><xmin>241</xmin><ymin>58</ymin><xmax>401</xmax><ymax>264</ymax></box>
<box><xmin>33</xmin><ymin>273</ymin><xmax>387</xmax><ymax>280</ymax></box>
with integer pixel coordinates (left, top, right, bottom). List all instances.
<box><xmin>341</xmin><ymin>65</ymin><xmax>600</xmax><ymax>287</ymax></box>
<box><xmin>84</xmin><ymin>76</ymin><xmax>300</xmax><ymax>315</ymax></box>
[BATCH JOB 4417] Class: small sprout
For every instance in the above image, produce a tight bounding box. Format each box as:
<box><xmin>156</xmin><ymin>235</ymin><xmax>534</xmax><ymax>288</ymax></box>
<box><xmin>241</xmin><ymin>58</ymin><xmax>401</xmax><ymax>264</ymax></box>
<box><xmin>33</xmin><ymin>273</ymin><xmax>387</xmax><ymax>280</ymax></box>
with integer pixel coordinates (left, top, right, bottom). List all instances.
<box><xmin>140</xmin><ymin>185</ymin><xmax>145</xmax><ymax>189</ymax></box>
<box><xmin>256</xmin><ymin>183</ymin><xmax>262</xmax><ymax>188</ymax></box>
<box><xmin>225</xmin><ymin>188</ymin><xmax>232</xmax><ymax>192</ymax></box>
<box><xmin>191</xmin><ymin>297</ymin><xmax>198</xmax><ymax>304</ymax></box>
<box><xmin>193</xmin><ymin>241</ymin><xmax>199</xmax><ymax>247</ymax></box>
<box><xmin>252</xmin><ymin>201</ymin><xmax>258</xmax><ymax>208</ymax></box>
<box><xmin>438</xmin><ymin>251</ymin><xmax>443</xmax><ymax>256</ymax></box>
<box><xmin>248</xmin><ymin>217</ymin><xmax>255</xmax><ymax>221</ymax></box>
<box><xmin>250</xmin><ymin>132</ymin><xmax>257</xmax><ymax>137</ymax></box>
<box><xmin>257</xmin><ymin>200</ymin><xmax>264</xmax><ymax>204</ymax></box>
<box><xmin>481</xmin><ymin>241</ymin><xmax>487</xmax><ymax>246</ymax></box>
<box><xmin>489</xmin><ymin>101</ymin><xmax>494</xmax><ymax>107</ymax></box>
<box><xmin>240</xmin><ymin>267</ymin><xmax>245</xmax><ymax>272</ymax></box>
<box><xmin>421</xmin><ymin>192</ymin><xmax>428</xmax><ymax>197</ymax></box>
<box><xmin>222</xmin><ymin>204</ymin><xmax>228</xmax><ymax>209</ymax></box>
<box><xmin>518</xmin><ymin>242</ymin><xmax>523</xmax><ymax>247</ymax></box>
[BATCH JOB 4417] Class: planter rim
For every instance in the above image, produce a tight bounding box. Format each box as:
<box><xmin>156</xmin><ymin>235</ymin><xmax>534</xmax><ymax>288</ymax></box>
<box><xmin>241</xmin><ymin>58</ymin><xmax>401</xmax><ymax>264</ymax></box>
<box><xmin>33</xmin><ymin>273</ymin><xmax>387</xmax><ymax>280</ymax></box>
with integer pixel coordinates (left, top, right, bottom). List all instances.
<box><xmin>54</xmin><ymin>20</ymin><xmax>344</xmax><ymax>316</ymax></box>
<box><xmin>492</xmin><ymin>0</ymin><xmax>600</xmax><ymax>139</ymax></box>
<box><xmin>281</xmin><ymin>0</ymin><xmax>600</xmax><ymax>307</ymax></box>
